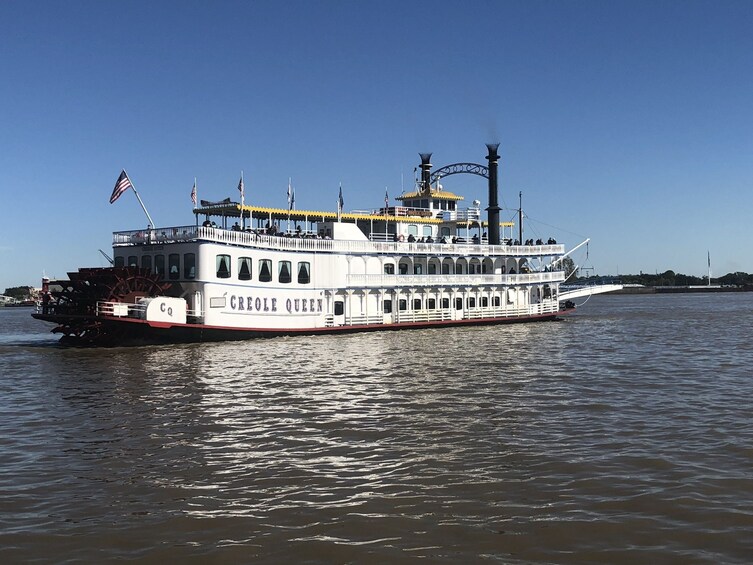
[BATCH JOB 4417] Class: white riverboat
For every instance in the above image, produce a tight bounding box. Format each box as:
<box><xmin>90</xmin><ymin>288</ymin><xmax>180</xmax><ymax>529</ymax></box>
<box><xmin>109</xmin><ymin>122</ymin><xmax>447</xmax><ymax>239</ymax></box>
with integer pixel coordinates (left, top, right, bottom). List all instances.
<box><xmin>33</xmin><ymin>145</ymin><xmax>620</xmax><ymax>345</ymax></box>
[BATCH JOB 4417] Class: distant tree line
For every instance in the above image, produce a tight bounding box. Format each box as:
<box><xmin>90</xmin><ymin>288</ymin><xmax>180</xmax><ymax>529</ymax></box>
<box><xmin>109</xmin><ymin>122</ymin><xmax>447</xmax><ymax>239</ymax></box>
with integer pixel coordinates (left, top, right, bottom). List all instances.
<box><xmin>580</xmin><ymin>270</ymin><xmax>753</xmax><ymax>287</ymax></box>
<box><xmin>3</xmin><ymin>286</ymin><xmax>34</xmax><ymax>299</ymax></box>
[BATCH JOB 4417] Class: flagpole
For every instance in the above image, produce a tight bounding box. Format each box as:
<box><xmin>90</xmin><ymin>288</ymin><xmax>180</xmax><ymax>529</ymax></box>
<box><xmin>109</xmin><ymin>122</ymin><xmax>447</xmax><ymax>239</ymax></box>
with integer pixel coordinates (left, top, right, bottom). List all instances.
<box><xmin>193</xmin><ymin>177</ymin><xmax>198</xmax><ymax>226</ymax></box>
<box><xmin>125</xmin><ymin>170</ymin><xmax>155</xmax><ymax>228</ymax></box>
<box><xmin>240</xmin><ymin>171</ymin><xmax>245</xmax><ymax>230</ymax></box>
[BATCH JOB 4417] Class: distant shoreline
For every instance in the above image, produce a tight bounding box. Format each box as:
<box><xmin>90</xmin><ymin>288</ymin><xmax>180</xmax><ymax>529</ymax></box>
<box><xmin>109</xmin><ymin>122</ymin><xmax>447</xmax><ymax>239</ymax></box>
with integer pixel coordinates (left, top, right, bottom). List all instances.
<box><xmin>609</xmin><ymin>285</ymin><xmax>752</xmax><ymax>295</ymax></box>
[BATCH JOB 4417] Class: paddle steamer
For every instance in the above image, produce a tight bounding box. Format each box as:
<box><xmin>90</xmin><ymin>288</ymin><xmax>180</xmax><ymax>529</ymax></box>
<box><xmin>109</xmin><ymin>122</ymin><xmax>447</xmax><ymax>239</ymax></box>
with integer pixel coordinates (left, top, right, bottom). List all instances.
<box><xmin>33</xmin><ymin>145</ymin><xmax>619</xmax><ymax>345</ymax></box>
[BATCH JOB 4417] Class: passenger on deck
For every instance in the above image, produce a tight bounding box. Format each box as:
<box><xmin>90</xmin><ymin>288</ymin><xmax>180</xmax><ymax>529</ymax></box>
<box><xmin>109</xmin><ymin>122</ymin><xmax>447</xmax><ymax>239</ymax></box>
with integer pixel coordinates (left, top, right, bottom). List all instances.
<box><xmin>202</xmin><ymin>219</ymin><xmax>212</xmax><ymax>227</ymax></box>
<box><xmin>426</xmin><ymin>235</ymin><xmax>434</xmax><ymax>243</ymax></box>
<box><xmin>472</xmin><ymin>234</ymin><xmax>479</xmax><ymax>244</ymax></box>
<box><xmin>440</xmin><ymin>236</ymin><xmax>447</xmax><ymax>243</ymax></box>
<box><xmin>407</xmin><ymin>234</ymin><xmax>416</xmax><ymax>243</ymax></box>
<box><xmin>231</xmin><ymin>222</ymin><xmax>241</xmax><ymax>231</ymax></box>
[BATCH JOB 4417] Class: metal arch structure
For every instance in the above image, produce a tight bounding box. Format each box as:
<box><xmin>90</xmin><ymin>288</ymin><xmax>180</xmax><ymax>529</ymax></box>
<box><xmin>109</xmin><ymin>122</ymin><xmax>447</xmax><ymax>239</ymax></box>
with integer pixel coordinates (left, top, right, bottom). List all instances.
<box><xmin>429</xmin><ymin>162</ymin><xmax>489</xmax><ymax>185</ymax></box>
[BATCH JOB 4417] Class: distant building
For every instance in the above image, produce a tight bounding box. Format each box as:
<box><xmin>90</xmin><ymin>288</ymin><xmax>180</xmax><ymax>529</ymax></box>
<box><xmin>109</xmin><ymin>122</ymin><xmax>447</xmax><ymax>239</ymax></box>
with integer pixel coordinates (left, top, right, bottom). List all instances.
<box><xmin>0</xmin><ymin>295</ymin><xmax>18</xmax><ymax>305</ymax></box>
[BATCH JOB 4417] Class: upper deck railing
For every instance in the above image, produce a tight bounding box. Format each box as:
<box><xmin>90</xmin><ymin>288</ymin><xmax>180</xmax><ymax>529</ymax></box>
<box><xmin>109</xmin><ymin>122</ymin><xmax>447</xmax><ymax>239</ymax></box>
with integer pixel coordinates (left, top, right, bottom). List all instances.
<box><xmin>347</xmin><ymin>270</ymin><xmax>566</xmax><ymax>288</ymax></box>
<box><xmin>113</xmin><ymin>225</ymin><xmax>565</xmax><ymax>258</ymax></box>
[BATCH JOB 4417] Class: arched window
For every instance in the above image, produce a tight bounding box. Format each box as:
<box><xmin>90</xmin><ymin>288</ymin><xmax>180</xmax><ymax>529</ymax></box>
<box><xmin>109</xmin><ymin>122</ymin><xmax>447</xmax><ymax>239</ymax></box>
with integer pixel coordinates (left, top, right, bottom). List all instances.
<box><xmin>216</xmin><ymin>254</ymin><xmax>230</xmax><ymax>278</ymax></box>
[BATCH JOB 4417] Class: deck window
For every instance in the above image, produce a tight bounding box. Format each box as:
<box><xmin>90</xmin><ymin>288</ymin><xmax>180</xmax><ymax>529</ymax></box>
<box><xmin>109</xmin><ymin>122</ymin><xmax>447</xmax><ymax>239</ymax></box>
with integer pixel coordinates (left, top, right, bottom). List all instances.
<box><xmin>238</xmin><ymin>257</ymin><xmax>252</xmax><ymax>281</ymax></box>
<box><xmin>141</xmin><ymin>255</ymin><xmax>152</xmax><ymax>271</ymax></box>
<box><xmin>384</xmin><ymin>263</ymin><xmax>395</xmax><ymax>275</ymax></box>
<box><xmin>456</xmin><ymin>264</ymin><xmax>463</xmax><ymax>274</ymax></box>
<box><xmin>413</xmin><ymin>264</ymin><xmax>422</xmax><ymax>274</ymax></box>
<box><xmin>334</xmin><ymin>301</ymin><xmax>344</xmax><ymax>316</ymax></box>
<box><xmin>297</xmin><ymin>262</ymin><xmax>310</xmax><ymax>284</ymax></box>
<box><xmin>407</xmin><ymin>224</ymin><xmax>418</xmax><ymax>236</ymax></box>
<box><xmin>481</xmin><ymin>297</ymin><xmax>489</xmax><ymax>307</ymax></box>
<box><xmin>399</xmin><ymin>263</ymin><xmax>408</xmax><ymax>275</ymax></box>
<box><xmin>468</xmin><ymin>297</ymin><xmax>476</xmax><ymax>308</ymax></box>
<box><xmin>114</xmin><ymin>256</ymin><xmax>125</xmax><ymax>268</ymax></box>
<box><xmin>428</xmin><ymin>298</ymin><xmax>436</xmax><ymax>309</ymax></box>
<box><xmin>383</xmin><ymin>299</ymin><xmax>392</xmax><ymax>314</ymax></box>
<box><xmin>168</xmin><ymin>254</ymin><xmax>180</xmax><ymax>280</ymax></box>
<box><xmin>413</xmin><ymin>298</ymin><xmax>422</xmax><ymax>310</ymax></box>
<box><xmin>423</xmin><ymin>225</ymin><xmax>432</xmax><ymax>236</ymax></box>
<box><xmin>455</xmin><ymin>297</ymin><xmax>463</xmax><ymax>310</ymax></box>
<box><xmin>399</xmin><ymin>299</ymin><xmax>407</xmax><ymax>311</ymax></box>
<box><xmin>184</xmin><ymin>253</ymin><xmax>196</xmax><ymax>279</ymax></box>
<box><xmin>128</xmin><ymin>255</ymin><xmax>138</xmax><ymax>267</ymax></box>
<box><xmin>442</xmin><ymin>264</ymin><xmax>451</xmax><ymax>275</ymax></box>
<box><xmin>155</xmin><ymin>255</ymin><xmax>165</xmax><ymax>276</ymax></box>
<box><xmin>278</xmin><ymin>261</ymin><xmax>292</xmax><ymax>284</ymax></box>
<box><xmin>493</xmin><ymin>296</ymin><xmax>501</xmax><ymax>307</ymax></box>
<box><xmin>216</xmin><ymin>254</ymin><xmax>231</xmax><ymax>278</ymax></box>
<box><xmin>259</xmin><ymin>259</ymin><xmax>272</xmax><ymax>282</ymax></box>
<box><xmin>428</xmin><ymin>263</ymin><xmax>436</xmax><ymax>275</ymax></box>
<box><xmin>442</xmin><ymin>298</ymin><xmax>450</xmax><ymax>309</ymax></box>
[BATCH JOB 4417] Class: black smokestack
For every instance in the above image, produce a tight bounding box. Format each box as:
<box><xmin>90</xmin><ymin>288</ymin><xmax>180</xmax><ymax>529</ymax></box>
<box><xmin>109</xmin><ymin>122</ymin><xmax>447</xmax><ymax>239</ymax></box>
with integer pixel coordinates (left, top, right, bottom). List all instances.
<box><xmin>419</xmin><ymin>153</ymin><xmax>432</xmax><ymax>194</ymax></box>
<box><xmin>485</xmin><ymin>143</ymin><xmax>501</xmax><ymax>245</ymax></box>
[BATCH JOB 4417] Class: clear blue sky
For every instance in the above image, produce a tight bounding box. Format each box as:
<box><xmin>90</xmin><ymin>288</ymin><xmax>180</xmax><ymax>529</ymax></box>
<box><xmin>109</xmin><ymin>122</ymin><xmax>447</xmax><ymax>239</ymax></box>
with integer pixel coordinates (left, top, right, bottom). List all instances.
<box><xmin>1</xmin><ymin>0</ymin><xmax>752</xmax><ymax>291</ymax></box>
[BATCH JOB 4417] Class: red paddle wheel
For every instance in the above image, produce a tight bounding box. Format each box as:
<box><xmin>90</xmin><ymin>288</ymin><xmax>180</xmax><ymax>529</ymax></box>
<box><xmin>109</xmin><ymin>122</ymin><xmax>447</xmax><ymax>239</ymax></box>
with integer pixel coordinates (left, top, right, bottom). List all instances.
<box><xmin>37</xmin><ymin>267</ymin><xmax>171</xmax><ymax>345</ymax></box>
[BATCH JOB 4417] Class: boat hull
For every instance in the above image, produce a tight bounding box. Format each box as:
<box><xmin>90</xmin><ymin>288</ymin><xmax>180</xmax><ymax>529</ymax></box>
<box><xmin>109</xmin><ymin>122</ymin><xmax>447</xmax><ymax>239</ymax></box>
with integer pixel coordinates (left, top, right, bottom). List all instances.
<box><xmin>33</xmin><ymin>309</ymin><xmax>574</xmax><ymax>347</ymax></box>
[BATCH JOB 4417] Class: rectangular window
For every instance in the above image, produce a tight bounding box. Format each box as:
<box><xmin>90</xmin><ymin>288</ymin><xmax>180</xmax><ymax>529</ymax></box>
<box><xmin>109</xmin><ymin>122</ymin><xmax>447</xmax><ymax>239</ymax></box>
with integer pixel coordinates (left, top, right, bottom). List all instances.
<box><xmin>413</xmin><ymin>264</ymin><xmax>422</xmax><ymax>274</ymax></box>
<box><xmin>442</xmin><ymin>264</ymin><xmax>450</xmax><ymax>275</ymax></box>
<box><xmin>399</xmin><ymin>264</ymin><xmax>408</xmax><ymax>275</ymax></box>
<box><xmin>216</xmin><ymin>254</ymin><xmax>231</xmax><ymax>278</ymax></box>
<box><xmin>399</xmin><ymin>299</ymin><xmax>407</xmax><ymax>311</ymax></box>
<box><xmin>423</xmin><ymin>225</ymin><xmax>432</xmax><ymax>236</ymax></box>
<box><xmin>413</xmin><ymin>298</ymin><xmax>422</xmax><ymax>310</ymax></box>
<box><xmin>428</xmin><ymin>298</ymin><xmax>436</xmax><ymax>309</ymax></box>
<box><xmin>455</xmin><ymin>298</ymin><xmax>463</xmax><ymax>310</ymax></box>
<box><xmin>384</xmin><ymin>263</ymin><xmax>395</xmax><ymax>275</ymax></box>
<box><xmin>493</xmin><ymin>296</ymin><xmax>501</xmax><ymax>307</ymax></box>
<box><xmin>114</xmin><ymin>256</ymin><xmax>125</xmax><ymax>268</ymax></box>
<box><xmin>238</xmin><ymin>257</ymin><xmax>252</xmax><ymax>281</ymax></box>
<box><xmin>469</xmin><ymin>297</ymin><xmax>476</xmax><ymax>308</ymax></box>
<box><xmin>383</xmin><ymin>299</ymin><xmax>392</xmax><ymax>314</ymax></box>
<box><xmin>456</xmin><ymin>264</ymin><xmax>463</xmax><ymax>274</ymax></box>
<box><xmin>168</xmin><ymin>253</ymin><xmax>180</xmax><ymax>280</ymax></box>
<box><xmin>408</xmin><ymin>224</ymin><xmax>418</xmax><ymax>236</ymax></box>
<box><xmin>334</xmin><ymin>301</ymin><xmax>344</xmax><ymax>316</ymax></box>
<box><xmin>297</xmin><ymin>262</ymin><xmax>310</xmax><ymax>284</ymax></box>
<box><xmin>259</xmin><ymin>259</ymin><xmax>272</xmax><ymax>282</ymax></box>
<box><xmin>155</xmin><ymin>255</ymin><xmax>165</xmax><ymax>276</ymax></box>
<box><xmin>278</xmin><ymin>260</ymin><xmax>292</xmax><ymax>283</ymax></box>
<box><xmin>481</xmin><ymin>297</ymin><xmax>489</xmax><ymax>307</ymax></box>
<box><xmin>141</xmin><ymin>255</ymin><xmax>152</xmax><ymax>271</ymax></box>
<box><xmin>428</xmin><ymin>263</ymin><xmax>436</xmax><ymax>275</ymax></box>
<box><xmin>128</xmin><ymin>255</ymin><xmax>138</xmax><ymax>267</ymax></box>
<box><xmin>184</xmin><ymin>253</ymin><xmax>196</xmax><ymax>279</ymax></box>
<box><xmin>442</xmin><ymin>298</ymin><xmax>450</xmax><ymax>309</ymax></box>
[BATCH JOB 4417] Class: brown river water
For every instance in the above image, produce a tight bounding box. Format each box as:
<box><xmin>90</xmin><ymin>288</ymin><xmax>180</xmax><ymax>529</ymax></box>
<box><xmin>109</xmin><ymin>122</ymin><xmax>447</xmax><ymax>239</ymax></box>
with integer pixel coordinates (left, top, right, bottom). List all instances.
<box><xmin>1</xmin><ymin>293</ymin><xmax>752</xmax><ymax>563</ymax></box>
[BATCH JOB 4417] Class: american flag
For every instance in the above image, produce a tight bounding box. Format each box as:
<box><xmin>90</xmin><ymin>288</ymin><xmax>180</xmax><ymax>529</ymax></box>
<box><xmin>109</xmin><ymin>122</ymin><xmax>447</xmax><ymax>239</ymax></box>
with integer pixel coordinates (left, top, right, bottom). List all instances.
<box><xmin>238</xmin><ymin>175</ymin><xmax>244</xmax><ymax>198</ymax></box>
<box><xmin>110</xmin><ymin>170</ymin><xmax>133</xmax><ymax>204</ymax></box>
<box><xmin>384</xmin><ymin>188</ymin><xmax>389</xmax><ymax>210</ymax></box>
<box><xmin>190</xmin><ymin>180</ymin><xmax>197</xmax><ymax>206</ymax></box>
<box><xmin>338</xmin><ymin>185</ymin><xmax>344</xmax><ymax>211</ymax></box>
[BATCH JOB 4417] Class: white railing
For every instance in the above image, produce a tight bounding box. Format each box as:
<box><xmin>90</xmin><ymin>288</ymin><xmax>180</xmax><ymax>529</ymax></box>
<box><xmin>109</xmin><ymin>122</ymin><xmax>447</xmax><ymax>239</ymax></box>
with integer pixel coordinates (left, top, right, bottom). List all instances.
<box><xmin>113</xmin><ymin>225</ymin><xmax>565</xmax><ymax>259</ymax></box>
<box><xmin>347</xmin><ymin>271</ymin><xmax>565</xmax><ymax>288</ymax></box>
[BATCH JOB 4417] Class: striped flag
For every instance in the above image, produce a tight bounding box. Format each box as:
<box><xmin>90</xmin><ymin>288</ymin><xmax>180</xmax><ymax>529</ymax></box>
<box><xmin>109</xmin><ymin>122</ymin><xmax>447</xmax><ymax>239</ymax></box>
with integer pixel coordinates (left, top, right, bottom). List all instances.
<box><xmin>110</xmin><ymin>170</ymin><xmax>133</xmax><ymax>204</ymax></box>
<box><xmin>190</xmin><ymin>180</ymin><xmax>197</xmax><ymax>206</ymax></box>
<box><xmin>237</xmin><ymin>175</ymin><xmax>244</xmax><ymax>199</ymax></box>
<box><xmin>338</xmin><ymin>184</ymin><xmax>344</xmax><ymax>211</ymax></box>
<box><xmin>385</xmin><ymin>188</ymin><xmax>389</xmax><ymax>210</ymax></box>
<box><xmin>287</xmin><ymin>178</ymin><xmax>294</xmax><ymax>211</ymax></box>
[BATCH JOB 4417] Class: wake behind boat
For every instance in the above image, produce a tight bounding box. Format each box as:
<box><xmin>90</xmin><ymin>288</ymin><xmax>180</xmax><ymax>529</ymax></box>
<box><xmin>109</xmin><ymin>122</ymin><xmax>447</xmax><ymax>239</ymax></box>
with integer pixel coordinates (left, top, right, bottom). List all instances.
<box><xmin>33</xmin><ymin>145</ymin><xmax>621</xmax><ymax>346</ymax></box>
